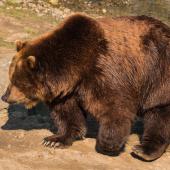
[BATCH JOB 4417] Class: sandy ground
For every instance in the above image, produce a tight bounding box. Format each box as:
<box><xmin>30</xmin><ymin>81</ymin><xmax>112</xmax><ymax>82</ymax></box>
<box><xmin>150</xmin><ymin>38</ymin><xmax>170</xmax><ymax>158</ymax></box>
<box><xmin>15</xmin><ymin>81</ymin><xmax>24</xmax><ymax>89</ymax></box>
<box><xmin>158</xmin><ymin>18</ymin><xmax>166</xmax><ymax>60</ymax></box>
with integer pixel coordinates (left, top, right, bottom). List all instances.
<box><xmin>0</xmin><ymin>8</ymin><xmax>170</xmax><ymax>170</ymax></box>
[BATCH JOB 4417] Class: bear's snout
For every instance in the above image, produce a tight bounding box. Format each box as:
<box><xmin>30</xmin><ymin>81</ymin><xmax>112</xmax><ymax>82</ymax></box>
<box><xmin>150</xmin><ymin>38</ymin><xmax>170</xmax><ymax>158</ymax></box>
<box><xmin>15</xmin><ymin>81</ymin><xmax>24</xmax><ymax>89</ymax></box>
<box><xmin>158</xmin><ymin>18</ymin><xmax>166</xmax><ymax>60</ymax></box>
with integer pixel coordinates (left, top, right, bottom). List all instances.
<box><xmin>1</xmin><ymin>93</ymin><xmax>7</xmax><ymax>102</ymax></box>
<box><xmin>1</xmin><ymin>85</ymin><xmax>17</xmax><ymax>104</ymax></box>
<box><xmin>1</xmin><ymin>90</ymin><xmax>9</xmax><ymax>103</ymax></box>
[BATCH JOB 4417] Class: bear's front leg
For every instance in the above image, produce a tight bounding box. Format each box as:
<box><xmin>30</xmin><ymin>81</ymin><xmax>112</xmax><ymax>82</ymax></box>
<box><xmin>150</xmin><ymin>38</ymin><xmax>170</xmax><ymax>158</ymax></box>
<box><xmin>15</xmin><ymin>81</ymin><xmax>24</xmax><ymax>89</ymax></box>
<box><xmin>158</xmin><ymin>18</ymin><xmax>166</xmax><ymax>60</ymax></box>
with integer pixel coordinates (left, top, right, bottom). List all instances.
<box><xmin>43</xmin><ymin>97</ymin><xmax>87</xmax><ymax>148</ymax></box>
<box><xmin>96</xmin><ymin>114</ymin><xmax>132</xmax><ymax>156</ymax></box>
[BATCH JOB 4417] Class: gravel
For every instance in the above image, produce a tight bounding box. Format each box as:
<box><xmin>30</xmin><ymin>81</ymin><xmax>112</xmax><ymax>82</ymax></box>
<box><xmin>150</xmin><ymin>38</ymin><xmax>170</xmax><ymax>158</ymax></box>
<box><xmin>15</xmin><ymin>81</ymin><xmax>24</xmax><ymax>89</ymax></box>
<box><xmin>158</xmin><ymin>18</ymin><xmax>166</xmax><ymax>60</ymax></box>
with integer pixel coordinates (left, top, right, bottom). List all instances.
<box><xmin>1</xmin><ymin>0</ymin><xmax>133</xmax><ymax>20</ymax></box>
<box><xmin>2</xmin><ymin>0</ymin><xmax>73</xmax><ymax>20</ymax></box>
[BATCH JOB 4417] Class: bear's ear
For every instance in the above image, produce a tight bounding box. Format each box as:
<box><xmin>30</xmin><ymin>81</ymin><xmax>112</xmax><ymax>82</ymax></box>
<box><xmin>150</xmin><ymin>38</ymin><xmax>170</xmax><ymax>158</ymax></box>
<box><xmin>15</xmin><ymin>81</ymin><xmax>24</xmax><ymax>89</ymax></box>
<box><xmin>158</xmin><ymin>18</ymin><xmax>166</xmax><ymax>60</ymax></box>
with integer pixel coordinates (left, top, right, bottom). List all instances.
<box><xmin>15</xmin><ymin>40</ymin><xmax>27</xmax><ymax>52</ymax></box>
<box><xmin>27</xmin><ymin>56</ymin><xmax>36</xmax><ymax>69</ymax></box>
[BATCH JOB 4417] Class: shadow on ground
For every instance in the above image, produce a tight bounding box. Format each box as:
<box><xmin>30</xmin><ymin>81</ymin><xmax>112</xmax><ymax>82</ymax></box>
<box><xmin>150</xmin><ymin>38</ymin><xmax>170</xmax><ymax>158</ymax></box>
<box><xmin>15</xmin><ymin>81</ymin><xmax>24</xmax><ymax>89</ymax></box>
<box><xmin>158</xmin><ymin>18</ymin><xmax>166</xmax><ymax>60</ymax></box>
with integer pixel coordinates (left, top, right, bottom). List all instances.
<box><xmin>1</xmin><ymin>103</ymin><xmax>52</xmax><ymax>130</ymax></box>
<box><xmin>1</xmin><ymin>102</ymin><xmax>144</xmax><ymax>139</ymax></box>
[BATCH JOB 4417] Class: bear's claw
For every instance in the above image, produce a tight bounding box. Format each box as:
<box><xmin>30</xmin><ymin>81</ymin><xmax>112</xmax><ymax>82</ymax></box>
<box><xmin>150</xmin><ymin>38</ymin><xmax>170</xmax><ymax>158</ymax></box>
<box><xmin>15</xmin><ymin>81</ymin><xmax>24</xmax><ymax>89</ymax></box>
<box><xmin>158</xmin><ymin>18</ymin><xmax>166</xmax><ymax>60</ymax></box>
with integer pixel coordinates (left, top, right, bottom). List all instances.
<box><xmin>42</xmin><ymin>139</ymin><xmax>64</xmax><ymax>148</ymax></box>
<box><xmin>42</xmin><ymin>135</ymin><xmax>72</xmax><ymax>149</ymax></box>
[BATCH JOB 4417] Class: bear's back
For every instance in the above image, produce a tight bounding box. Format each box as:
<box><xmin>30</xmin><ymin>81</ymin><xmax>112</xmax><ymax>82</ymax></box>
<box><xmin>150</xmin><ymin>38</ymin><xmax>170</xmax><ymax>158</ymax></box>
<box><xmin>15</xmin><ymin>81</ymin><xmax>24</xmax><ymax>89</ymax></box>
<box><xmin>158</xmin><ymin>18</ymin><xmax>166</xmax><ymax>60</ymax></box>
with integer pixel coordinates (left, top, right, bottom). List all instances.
<box><xmin>96</xmin><ymin>16</ymin><xmax>170</xmax><ymax>110</ymax></box>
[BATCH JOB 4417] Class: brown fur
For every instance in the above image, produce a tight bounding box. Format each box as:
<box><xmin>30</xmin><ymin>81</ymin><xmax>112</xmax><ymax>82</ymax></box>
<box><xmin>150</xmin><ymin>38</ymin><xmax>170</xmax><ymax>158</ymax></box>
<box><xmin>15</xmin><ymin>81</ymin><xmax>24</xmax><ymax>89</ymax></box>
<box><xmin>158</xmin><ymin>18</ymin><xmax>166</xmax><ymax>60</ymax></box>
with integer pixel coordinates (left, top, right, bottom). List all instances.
<box><xmin>1</xmin><ymin>14</ymin><xmax>170</xmax><ymax>161</ymax></box>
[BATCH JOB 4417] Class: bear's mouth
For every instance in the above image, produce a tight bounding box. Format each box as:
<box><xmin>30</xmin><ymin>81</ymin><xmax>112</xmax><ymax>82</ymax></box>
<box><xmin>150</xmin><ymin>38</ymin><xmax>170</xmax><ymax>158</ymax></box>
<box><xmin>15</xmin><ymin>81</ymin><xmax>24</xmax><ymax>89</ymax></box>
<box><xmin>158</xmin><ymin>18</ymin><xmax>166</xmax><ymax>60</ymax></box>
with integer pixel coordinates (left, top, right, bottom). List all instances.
<box><xmin>6</xmin><ymin>98</ymin><xmax>38</xmax><ymax>109</ymax></box>
<box><xmin>23</xmin><ymin>100</ymin><xmax>38</xmax><ymax>109</ymax></box>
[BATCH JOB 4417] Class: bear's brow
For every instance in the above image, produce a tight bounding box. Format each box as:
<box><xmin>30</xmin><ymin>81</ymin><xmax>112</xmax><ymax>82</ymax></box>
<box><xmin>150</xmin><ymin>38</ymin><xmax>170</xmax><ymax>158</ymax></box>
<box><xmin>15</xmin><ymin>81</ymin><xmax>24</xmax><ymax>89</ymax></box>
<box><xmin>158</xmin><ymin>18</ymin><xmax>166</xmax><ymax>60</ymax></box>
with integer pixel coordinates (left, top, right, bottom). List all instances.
<box><xmin>9</xmin><ymin>54</ymin><xmax>22</xmax><ymax>79</ymax></box>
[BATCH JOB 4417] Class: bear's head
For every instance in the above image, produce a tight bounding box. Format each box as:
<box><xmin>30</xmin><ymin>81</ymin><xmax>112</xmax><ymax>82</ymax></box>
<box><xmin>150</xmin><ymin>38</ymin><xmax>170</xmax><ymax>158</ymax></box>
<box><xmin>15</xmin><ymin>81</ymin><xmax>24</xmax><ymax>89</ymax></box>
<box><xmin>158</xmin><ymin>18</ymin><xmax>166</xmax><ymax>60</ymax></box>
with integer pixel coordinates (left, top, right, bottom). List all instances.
<box><xmin>1</xmin><ymin>40</ymin><xmax>45</xmax><ymax>109</ymax></box>
<box><xmin>1</xmin><ymin>14</ymin><xmax>106</xmax><ymax>109</ymax></box>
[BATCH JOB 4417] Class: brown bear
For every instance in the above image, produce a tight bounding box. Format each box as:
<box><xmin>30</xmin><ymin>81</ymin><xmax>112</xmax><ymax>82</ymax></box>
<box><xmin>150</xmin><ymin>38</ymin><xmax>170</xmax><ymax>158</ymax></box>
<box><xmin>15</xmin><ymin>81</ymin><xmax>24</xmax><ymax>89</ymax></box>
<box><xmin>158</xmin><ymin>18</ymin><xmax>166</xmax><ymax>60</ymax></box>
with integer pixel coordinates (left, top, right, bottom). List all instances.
<box><xmin>1</xmin><ymin>14</ymin><xmax>170</xmax><ymax>161</ymax></box>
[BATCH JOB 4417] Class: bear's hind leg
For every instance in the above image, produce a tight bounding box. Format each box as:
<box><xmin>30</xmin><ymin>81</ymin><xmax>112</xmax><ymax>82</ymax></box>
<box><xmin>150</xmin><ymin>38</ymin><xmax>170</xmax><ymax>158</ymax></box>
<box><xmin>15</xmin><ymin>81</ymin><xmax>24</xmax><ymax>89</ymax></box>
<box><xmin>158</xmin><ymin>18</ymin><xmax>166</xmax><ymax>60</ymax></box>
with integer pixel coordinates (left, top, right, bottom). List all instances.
<box><xmin>43</xmin><ymin>97</ymin><xmax>87</xmax><ymax>148</ymax></box>
<box><xmin>132</xmin><ymin>105</ymin><xmax>170</xmax><ymax>161</ymax></box>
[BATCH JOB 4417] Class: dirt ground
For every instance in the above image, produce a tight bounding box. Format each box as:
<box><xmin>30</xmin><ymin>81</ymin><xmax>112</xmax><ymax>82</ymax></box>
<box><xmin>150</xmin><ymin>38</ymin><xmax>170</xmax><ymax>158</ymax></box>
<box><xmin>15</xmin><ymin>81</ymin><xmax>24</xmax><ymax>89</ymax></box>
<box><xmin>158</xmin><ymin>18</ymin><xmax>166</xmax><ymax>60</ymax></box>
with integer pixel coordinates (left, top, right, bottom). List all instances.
<box><xmin>0</xmin><ymin>7</ymin><xmax>170</xmax><ymax>170</ymax></box>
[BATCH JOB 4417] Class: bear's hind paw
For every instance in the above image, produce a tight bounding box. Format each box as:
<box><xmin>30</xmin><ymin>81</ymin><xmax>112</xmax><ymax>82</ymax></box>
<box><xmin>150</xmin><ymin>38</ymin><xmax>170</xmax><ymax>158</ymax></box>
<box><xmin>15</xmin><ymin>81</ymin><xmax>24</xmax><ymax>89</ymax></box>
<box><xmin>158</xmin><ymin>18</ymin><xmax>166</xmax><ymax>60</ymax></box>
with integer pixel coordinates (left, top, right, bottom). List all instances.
<box><xmin>131</xmin><ymin>144</ymin><xmax>166</xmax><ymax>161</ymax></box>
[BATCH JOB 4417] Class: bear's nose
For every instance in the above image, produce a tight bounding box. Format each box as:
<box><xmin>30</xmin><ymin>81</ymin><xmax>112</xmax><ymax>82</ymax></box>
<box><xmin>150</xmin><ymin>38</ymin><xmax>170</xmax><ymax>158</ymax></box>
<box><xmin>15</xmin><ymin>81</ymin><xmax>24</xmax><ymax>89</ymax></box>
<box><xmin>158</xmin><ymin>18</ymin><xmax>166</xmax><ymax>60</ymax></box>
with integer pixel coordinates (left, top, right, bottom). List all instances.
<box><xmin>1</xmin><ymin>94</ymin><xmax>8</xmax><ymax>103</ymax></box>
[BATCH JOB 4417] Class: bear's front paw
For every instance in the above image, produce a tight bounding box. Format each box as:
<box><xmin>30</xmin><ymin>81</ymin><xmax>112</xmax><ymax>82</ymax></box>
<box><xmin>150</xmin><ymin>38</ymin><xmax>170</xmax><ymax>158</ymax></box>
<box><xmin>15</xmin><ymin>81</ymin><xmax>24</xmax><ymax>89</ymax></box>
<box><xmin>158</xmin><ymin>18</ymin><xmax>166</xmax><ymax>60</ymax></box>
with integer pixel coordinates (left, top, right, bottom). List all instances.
<box><xmin>95</xmin><ymin>138</ymin><xmax>123</xmax><ymax>156</ymax></box>
<box><xmin>42</xmin><ymin>135</ymin><xmax>73</xmax><ymax>149</ymax></box>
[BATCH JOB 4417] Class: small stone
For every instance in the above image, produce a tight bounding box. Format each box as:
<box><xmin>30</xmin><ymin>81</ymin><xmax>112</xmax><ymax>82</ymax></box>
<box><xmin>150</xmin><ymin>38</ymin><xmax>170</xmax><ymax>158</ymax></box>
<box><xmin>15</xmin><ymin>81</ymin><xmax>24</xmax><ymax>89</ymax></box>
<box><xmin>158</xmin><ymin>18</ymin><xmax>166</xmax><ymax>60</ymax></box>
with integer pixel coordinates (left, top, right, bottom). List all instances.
<box><xmin>87</xmin><ymin>3</ymin><xmax>91</xmax><ymax>7</ymax></box>
<box><xmin>18</xmin><ymin>132</ymin><xmax>25</xmax><ymax>138</ymax></box>
<box><xmin>49</xmin><ymin>0</ymin><xmax>58</xmax><ymax>5</ymax></box>
<box><xmin>63</xmin><ymin>8</ymin><xmax>70</xmax><ymax>14</ymax></box>
<box><xmin>15</xmin><ymin>7</ymin><xmax>21</xmax><ymax>10</ymax></box>
<box><xmin>28</xmin><ymin>2</ymin><xmax>36</xmax><ymax>8</ymax></box>
<box><xmin>7</xmin><ymin>144</ymin><xmax>11</xmax><ymax>149</ymax></box>
<box><xmin>102</xmin><ymin>8</ymin><xmax>107</xmax><ymax>14</ymax></box>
